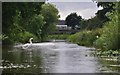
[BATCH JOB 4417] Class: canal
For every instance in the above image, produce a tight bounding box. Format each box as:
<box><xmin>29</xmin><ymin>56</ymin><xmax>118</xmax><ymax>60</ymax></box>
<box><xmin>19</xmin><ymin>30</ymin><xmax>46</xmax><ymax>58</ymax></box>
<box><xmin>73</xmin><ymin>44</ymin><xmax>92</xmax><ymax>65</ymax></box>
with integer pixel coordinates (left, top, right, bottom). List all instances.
<box><xmin>0</xmin><ymin>41</ymin><xmax>120</xmax><ymax>74</ymax></box>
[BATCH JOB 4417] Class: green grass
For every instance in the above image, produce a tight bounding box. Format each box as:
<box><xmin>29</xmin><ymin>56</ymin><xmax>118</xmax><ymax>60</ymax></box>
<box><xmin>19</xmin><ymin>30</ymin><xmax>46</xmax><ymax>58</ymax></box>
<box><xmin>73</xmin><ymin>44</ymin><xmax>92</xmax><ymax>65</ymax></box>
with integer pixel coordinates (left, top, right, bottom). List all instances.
<box><xmin>48</xmin><ymin>34</ymin><xmax>71</xmax><ymax>40</ymax></box>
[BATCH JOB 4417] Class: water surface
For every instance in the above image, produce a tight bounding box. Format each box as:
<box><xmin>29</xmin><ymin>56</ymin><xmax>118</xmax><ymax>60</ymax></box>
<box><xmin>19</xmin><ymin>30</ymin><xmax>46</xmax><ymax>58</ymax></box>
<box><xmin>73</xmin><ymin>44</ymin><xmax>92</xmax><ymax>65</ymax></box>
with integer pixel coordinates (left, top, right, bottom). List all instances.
<box><xmin>1</xmin><ymin>41</ymin><xmax>119</xmax><ymax>74</ymax></box>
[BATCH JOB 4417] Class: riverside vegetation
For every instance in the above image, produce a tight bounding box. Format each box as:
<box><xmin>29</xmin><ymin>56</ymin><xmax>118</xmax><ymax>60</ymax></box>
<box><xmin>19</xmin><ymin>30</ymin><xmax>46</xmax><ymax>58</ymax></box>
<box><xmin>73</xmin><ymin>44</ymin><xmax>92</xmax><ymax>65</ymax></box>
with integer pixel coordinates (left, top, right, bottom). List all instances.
<box><xmin>1</xmin><ymin>2</ymin><xmax>120</xmax><ymax>57</ymax></box>
<box><xmin>67</xmin><ymin>2</ymin><xmax>120</xmax><ymax>57</ymax></box>
<box><xmin>2</xmin><ymin>2</ymin><xmax>59</xmax><ymax>44</ymax></box>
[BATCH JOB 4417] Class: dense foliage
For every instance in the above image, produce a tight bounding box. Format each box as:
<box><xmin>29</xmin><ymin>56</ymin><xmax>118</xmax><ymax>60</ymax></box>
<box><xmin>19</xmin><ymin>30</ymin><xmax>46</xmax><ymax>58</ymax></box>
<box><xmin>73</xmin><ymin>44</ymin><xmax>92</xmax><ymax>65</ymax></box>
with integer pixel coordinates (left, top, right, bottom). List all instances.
<box><xmin>80</xmin><ymin>16</ymin><xmax>104</xmax><ymax>30</ymax></box>
<box><xmin>68</xmin><ymin>2</ymin><xmax>120</xmax><ymax>56</ymax></box>
<box><xmin>2</xmin><ymin>2</ymin><xmax>59</xmax><ymax>44</ymax></box>
<box><xmin>65</xmin><ymin>13</ymin><xmax>82</xmax><ymax>29</ymax></box>
<box><xmin>65</xmin><ymin>2</ymin><xmax>116</xmax><ymax>31</ymax></box>
<box><xmin>48</xmin><ymin>34</ymin><xmax>70</xmax><ymax>40</ymax></box>
<box><xmin>94</xmin><ymin>2</ymin><xmax>120</xmax><ymax>50</ymax></box>
<box><xmin>96</xmin><ymin>2</ymin><xmax>115</xmax><ymax>21</ymax></box>
<box><xmin>67</xmin><ymin>29</ymin><xmax>101</xmax><ymax>46</ymax></box>
<box><xmin>40</xmin><ymin>4</ymin><xmax>59</xmax><ymax>41</ymax></box>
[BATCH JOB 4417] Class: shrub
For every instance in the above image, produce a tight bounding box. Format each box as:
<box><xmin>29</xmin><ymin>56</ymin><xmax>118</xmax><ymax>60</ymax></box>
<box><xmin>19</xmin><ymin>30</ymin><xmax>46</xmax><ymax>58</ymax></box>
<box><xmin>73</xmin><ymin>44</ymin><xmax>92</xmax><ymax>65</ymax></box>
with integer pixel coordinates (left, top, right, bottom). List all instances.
<box><xmin>48</xmin><ymin>34</ymin><xmax>70</xmax><ymax>40</ymax></box>
<box><xmin>16</xmin><ymin>31</ymin><xmax>38</xmax><ymax>43</ymax></box>
<box><xmin>94</xmin><ymin>6</ymin><xmax>119</xmax><ymax>50</ymax></box>
<box><xmin>68</xmin><ymin>29</ymin><xmax>101</xmax><ymax>46</ymax></box>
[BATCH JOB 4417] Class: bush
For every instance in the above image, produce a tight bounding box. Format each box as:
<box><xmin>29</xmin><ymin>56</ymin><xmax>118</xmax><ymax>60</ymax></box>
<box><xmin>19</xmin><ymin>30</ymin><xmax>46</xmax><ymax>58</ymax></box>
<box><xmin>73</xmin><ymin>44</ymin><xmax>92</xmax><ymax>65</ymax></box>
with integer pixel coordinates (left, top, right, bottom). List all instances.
<box><xmin>48</xmin><ymin>34</ymin><xmax>70</xmax><ymax>40</ymax></box>
<box><xmin>15</xmin><ymin>31</ymin><xmax>38</xmax><ymax>43</ymax></box>
<box><xmin>94</xmin><ymin>21</ymin><xmax>118</xmax><ymax>50</ymax></box>
<box><xmin>68</xmin><ymin>29</ymin><xmax>101</xmax><ymax>46</ymax></box>
<box><xmin>94</xmin><ymin>6</ymin><xmax>119</xmax><ymax>50</ymax></box>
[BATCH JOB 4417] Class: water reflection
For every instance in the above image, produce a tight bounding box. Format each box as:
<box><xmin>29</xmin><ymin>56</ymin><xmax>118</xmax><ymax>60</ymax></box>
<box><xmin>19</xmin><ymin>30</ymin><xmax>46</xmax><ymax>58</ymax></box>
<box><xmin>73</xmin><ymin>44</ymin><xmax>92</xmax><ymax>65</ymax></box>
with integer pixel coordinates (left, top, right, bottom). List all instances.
<box><xmin>2</xmin><ymin>45</ymin><xmax>43</xmax><ymax>74</ymax></box>
<box><xmin>1</xmin><ymin>42</ymin><xmax>120</xmax><ymax>74</ymax></box>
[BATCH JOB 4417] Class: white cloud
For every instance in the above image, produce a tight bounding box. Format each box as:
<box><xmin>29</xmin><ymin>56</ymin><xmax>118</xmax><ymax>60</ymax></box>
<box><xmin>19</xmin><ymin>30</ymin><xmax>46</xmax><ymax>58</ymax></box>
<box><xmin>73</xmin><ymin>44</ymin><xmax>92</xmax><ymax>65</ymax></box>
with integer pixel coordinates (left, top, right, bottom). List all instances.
<box><xmin>79</xmin><ymin>8</ymin><xmax>98</xmax><ymax>19</ymax></box>
<box><xmin>48</xmin><ymin>2</ymin><xmax>102</xmax><ymax>20</ymax></box>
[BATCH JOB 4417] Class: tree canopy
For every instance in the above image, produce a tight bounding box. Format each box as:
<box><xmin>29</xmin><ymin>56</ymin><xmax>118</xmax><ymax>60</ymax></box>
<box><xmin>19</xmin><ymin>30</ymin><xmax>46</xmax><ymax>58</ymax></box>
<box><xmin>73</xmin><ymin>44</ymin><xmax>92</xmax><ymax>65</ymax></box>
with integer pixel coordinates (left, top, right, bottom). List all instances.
<box><xmin>40</xmin><ymin>3</ymin><xmax>59</xmax><ymax>41</ymax></box>
<box><xmin>75</xmin><ymin>2</ymin><xmax>116</xmax><ymax>30</ymax></box>
<box><xmin>65</xmin><ymin>13</ymin><xmax>82</xmax><ymax>29</ymax></box>
<box><xmin>2</xmin><ymin>2</ymin><xmax>59</xmax><ymax>44</ymax></box>
<box><xmin>96</xmin><ymin>2</ymin><xmax>115</xmax><ymax>21</ymax></box>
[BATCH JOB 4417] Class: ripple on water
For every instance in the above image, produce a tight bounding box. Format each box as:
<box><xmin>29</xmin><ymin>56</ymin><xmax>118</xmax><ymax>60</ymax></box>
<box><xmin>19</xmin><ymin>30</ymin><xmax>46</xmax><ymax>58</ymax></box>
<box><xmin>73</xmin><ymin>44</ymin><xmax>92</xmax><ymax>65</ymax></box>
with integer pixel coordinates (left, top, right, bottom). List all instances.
<box><xmin>2</xmin><ymin>42</ymin><xmax>119</xmax><ymax>73</ymax></box>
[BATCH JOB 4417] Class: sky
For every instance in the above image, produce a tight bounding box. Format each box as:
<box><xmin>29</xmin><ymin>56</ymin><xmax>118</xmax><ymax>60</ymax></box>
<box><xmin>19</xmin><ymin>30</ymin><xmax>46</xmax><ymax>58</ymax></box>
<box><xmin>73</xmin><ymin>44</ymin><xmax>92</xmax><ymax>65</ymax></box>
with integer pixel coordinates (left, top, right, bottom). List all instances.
<box><xmin>46</xmin><ymin>0</ymin><xmax>103</xmax><ymax>20</ymax></box>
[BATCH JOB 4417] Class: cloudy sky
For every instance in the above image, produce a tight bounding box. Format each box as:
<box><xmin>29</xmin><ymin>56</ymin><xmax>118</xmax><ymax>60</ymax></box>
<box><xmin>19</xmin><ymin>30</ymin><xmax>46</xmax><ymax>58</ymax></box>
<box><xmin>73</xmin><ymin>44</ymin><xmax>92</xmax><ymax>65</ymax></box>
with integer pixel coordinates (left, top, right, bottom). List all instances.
<box><xmin>46</xmin><ymin>0</ymin><xmax>103</xmax><ymax>20</ymax></box>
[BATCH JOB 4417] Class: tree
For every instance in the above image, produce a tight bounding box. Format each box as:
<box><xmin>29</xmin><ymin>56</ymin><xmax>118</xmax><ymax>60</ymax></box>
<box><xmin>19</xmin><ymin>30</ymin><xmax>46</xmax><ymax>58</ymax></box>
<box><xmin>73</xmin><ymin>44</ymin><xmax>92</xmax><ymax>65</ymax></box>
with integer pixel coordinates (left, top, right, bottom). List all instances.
<box><xmin>28</xmin><ymin>15</ymin><xmax>45</xmax><ymax>40</ymax></box>
<box><xmin>79</xmin><ymin>19</ymin><xmax>88</xmax><ymax>30</ymax></box>
<box><xmin>2</xmin><ymin>2</ymin><xmax>44</xmax><ymax>44</ymax></box>
<box><xmin>79</xmin><ymin>16</ymin><xmax>105</xmax><ymax>30</ymax></box>
<box><xmin>96</xmin><ymin>2</ymin><xmax>115</xmax><ymax>21</ymax></box>
<box><xmin>86</xmin><ymin>16</ymin><xmax>105</xmax><ymax>30</ymax></box>
<box><xmin>40</xmin><ymin>3</ymin><xmax>59</xmax><ymax>41</ymax></box>
<box><xmin>78</xmin><ymin>2</ymin><xmax>116</xmax><ymax>30</ymax></box>
<box><xmin>65</xmin><ymin>13</ymin><xmax>82</xmax><ymax>29</ymax></box>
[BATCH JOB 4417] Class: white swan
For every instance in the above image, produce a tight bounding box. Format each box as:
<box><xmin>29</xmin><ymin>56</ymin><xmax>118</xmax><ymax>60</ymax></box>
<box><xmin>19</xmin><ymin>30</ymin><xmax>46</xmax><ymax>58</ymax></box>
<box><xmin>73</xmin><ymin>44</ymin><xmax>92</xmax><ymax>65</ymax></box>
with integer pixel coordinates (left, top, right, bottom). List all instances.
<box><xmin>22</xmin><ymin>38</ymin><xmax>33</xmax><ymax>49</ymax></box>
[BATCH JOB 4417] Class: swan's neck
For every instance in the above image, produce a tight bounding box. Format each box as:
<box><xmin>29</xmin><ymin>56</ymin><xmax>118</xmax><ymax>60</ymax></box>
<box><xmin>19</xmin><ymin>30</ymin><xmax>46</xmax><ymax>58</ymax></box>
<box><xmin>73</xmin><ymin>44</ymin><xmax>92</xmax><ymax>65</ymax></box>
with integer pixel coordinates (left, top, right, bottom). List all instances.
<box><xmin>29</xmin><ymin>40</ymin><xmax>32</xmax><ymax>44</ymax></box>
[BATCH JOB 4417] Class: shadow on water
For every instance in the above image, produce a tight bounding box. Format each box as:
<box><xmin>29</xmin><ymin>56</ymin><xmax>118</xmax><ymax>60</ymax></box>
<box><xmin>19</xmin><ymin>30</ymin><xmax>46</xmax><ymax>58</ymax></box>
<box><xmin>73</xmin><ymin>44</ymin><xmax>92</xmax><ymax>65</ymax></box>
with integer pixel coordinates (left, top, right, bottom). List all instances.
<box><xmin>2</xmin><ymin>45</ymin><xmax>43</xmax><ymax>74</ymax></box>
<box><xmin>0</xmin><ymin>41</ymin><xmax>120</xmax><ymax>74</ymax></box>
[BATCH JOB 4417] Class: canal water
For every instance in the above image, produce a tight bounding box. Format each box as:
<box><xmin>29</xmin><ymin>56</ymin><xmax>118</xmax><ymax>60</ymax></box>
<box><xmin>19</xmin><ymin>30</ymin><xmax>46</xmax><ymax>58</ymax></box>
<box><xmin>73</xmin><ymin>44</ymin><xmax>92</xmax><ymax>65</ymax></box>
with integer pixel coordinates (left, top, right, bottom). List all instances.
<box><xmin>0</xmin><ymin>41</ymin><xmax>120</xmax><ymax>74</ymax></box>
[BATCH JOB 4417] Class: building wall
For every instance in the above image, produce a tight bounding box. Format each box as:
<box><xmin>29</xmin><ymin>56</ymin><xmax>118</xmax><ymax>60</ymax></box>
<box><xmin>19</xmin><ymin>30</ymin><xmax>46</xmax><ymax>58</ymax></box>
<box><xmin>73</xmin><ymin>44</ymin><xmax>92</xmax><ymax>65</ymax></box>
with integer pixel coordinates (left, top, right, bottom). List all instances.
<box><xmin>56</xmin><ymin>25</ymin><xmax>71</xmax><ymax>30</ymax></box>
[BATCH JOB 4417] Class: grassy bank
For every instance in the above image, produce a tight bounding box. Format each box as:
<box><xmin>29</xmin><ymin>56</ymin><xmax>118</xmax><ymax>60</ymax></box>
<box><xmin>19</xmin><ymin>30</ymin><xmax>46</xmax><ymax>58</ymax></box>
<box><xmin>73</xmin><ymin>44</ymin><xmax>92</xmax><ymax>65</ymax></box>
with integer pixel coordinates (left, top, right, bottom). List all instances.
<box><xmin>67</xmin><ymin>29</ymin><xmax>119</xmax><ymax>57</ymax></box>
<box><xmin>67</xmin><ymin>29</ymin><xmax>101</xmax><ymax>47</ymax></box>
<box><xmin>48</xmin><ymin>34</ymin><xmax>70</xmax><ymax>40</ymax></box>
